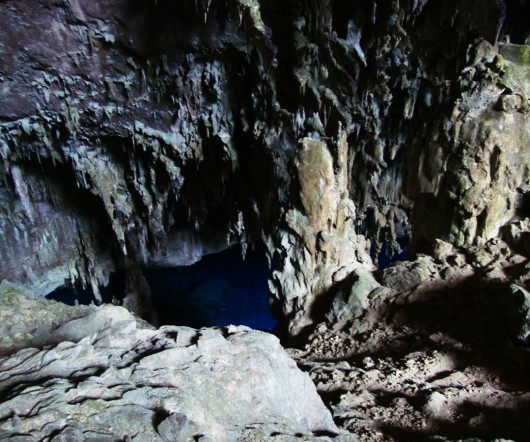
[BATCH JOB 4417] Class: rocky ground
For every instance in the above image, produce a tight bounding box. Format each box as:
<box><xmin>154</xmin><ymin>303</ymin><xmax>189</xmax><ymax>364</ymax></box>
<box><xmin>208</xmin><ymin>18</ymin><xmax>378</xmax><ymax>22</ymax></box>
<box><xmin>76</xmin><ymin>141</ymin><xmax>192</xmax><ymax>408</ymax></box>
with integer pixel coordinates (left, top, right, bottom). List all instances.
<box><xmin>1</xmin><ymin>238</ymin><xmax>530</xmax><ymax>441</ymax></box>
<box><xmin>0</xmin><ymin>302</ymin><xmax>339</xmax><ymax>441</ymax></box>
<box><xmin>292</xmin><ymin>239</ymin><xmax>530</xmax><ymax>441</ymax></box>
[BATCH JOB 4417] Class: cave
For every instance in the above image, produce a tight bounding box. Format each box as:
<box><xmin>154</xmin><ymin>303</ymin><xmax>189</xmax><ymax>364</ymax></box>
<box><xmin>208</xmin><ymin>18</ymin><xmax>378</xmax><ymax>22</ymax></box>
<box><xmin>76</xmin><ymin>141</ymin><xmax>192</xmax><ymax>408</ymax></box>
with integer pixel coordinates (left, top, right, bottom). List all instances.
<box><xmin>0</xmin><ymin>0</ymin><xmax>529</xmax><ymax>440</ymax></box>
<box><xmin>144</xmin><ymin>247</ymin><xmax>276</xmax><ymax>330</ymax></box>
<box><xmin>46</xmin><ymin>277</ymin><xmax>119</xmax><ymax>306</ymax></box>
<box><xmin>46</xmin><ymin>247</ymin><xmax>276</xmax><ymax>330</ymax></box>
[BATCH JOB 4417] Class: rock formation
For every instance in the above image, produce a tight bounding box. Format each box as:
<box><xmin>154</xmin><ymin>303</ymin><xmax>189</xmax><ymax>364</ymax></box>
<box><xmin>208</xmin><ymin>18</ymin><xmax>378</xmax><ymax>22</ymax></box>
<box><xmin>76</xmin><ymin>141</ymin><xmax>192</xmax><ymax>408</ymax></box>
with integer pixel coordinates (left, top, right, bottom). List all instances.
<box><xmin>0</xmin><ymin>0</ymin><xmax>529</xmax><ymax>440</ymax></box>
<box><xmin>0</xmin><ymin>300</ymin><xmax>338</xmax><ymax>440</ymax></box>
<box><xmin>1</xmin><ymin>0</ymin><xmax>529</xmax><ymax>333</ymax></box>
<box><xmin>293</xmin><ymin>238</ymin><xmax>530</xmax><ymax>439</ymax></box>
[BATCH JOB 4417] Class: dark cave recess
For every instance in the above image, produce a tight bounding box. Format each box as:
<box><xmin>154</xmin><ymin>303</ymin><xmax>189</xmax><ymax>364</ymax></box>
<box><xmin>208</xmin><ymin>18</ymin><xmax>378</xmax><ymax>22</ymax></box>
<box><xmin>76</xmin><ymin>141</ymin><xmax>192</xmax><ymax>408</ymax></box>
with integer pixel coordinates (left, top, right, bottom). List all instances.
<box><xmin>47</xmin><ymin>246</ymin><xmax>277</xmax><ymax>331</ymax></box>
<box><xmin>46</xmin><ymin>273</ymin><xmax>122</xmax><ymax>306</ymax></box>
<box><xmin>144</xmin><ymin>245</ymin><xmax>277</xmax><ymax>331</ymax></box>
<box><xmin>377</xmin><ymin>236</ymin><xmax>410</xmax><ymax>269</ymax></box>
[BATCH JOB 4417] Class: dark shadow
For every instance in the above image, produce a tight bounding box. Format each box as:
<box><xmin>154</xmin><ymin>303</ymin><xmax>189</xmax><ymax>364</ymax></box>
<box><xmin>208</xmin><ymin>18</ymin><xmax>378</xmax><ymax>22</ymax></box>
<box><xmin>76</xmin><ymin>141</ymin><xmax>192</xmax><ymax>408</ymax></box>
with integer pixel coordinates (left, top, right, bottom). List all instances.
<box><xmin>393</xmin><ymin>277</ymin><xmax>526</xmax><ymax>348</ymax></box>
<box><xmin>368</xmin><ymin>273</ymin><xmax>530</xmax><ymax>390</ymax></box>
<box><xmin>143</xmin><ymin>246</ymin><xmax>277</xmax><ymax>331</ymax></box>
<box><xmin>306</xmin><ymin>263</ymin><xmax>530</xmax><ymax>440</ymax></box>
<box><xmin>380</xmin><ymin>398</ymin><xmax>530</xmax><ymax>441</ymax></box>
<box><xmin>46</xmin><ymin>271</ymin><xmax>125</xmax><ymax>306</ymax></box>
<box><xmin>123</xmin><ymin>0</ymin><xmax>231</xmax><ymax>56</ymax></box>
<box><xmin>151</xmin><ymin>407</ymin><xmax>171</xmax><ymax>430</ymax></box>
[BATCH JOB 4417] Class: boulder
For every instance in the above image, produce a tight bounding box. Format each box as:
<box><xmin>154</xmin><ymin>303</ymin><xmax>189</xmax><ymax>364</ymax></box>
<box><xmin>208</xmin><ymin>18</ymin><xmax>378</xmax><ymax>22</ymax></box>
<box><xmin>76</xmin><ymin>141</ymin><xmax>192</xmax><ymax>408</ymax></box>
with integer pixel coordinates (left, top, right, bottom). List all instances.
<box><xmin>0</xmin><ymin>309</ymin><xmax>339</xmax><ymax>441</ymax></box>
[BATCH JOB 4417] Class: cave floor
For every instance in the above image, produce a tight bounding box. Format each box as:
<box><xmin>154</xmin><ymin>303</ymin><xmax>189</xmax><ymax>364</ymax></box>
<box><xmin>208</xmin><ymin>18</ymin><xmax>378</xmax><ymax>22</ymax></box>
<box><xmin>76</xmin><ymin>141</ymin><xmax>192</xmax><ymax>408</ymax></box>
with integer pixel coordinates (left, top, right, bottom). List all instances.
<box><xmin>293</xmin><ymin>324</ymin><xmax>530</xmax><ymax>441</ymax></box>
<box><xmin>291</xmin><ymin>240</ymin><xmax>530</xmax><ymax>441</ymax></box>
<box><xmin>1</xmin><ymin>240</ymin><xmax>530</xmax><ymax>441</ymax></box>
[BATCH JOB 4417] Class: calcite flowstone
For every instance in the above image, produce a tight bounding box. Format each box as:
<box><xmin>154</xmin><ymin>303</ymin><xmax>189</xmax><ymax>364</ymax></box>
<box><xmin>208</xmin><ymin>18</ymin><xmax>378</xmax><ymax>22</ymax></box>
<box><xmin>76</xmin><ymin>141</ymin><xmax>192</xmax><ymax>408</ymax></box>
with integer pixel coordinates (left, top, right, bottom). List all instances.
<box><xmin>0</xmin><ymin>305</ymin><xmax>339</xmax><ymax>441</ymax></box>
<box><xmin>270</xmin><ymin>132</ymin><xmax>374</xmax><ymax>339</ymax></box>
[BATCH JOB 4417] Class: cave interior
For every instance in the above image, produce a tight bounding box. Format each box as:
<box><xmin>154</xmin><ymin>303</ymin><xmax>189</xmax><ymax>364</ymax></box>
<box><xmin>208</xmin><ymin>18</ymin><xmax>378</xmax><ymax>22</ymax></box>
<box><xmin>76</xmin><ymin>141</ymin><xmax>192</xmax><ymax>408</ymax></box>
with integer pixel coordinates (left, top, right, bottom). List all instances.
<box><xmin>0</xmin><ymin>0</ymin><xmax>529</xmax><ymax>440</ymax></box>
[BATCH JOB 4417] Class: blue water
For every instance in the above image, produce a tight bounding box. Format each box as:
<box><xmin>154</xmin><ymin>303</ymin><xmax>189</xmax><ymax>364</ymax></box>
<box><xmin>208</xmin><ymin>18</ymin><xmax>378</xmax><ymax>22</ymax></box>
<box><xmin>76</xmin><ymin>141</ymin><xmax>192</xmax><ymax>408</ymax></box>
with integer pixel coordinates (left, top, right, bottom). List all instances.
<box><xmin>376</xmin><ymin>237</ymin><xmax>410</xmax><ymax>269</ymax></box>
<box><xmin>47</xmin><ymin>247</ymin><xmax>276</xmax><ymax>331</ymax></box>
<box><xmin>144</xmin><ymin>246</ymin><xmax>277</xmax><ymax>331</ymax></box>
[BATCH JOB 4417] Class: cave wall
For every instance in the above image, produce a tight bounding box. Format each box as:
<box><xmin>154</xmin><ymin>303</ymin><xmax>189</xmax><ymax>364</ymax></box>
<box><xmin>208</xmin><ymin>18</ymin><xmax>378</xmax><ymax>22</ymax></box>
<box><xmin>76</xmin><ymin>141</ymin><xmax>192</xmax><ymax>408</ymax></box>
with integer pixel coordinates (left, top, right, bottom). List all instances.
<box><xmin>408</xmin><ymin>41</ymin><xmax>530</xmax><ymax>250</ymax></box>
<box><xmin>0</xmin><ymin>0</ymin><xmax>284</xmax><ymax>298</ymax></box>
<box><xmin>0</xmin><ymin>0</ymin><xmax>528</xmax><ymax>336</ymax></box>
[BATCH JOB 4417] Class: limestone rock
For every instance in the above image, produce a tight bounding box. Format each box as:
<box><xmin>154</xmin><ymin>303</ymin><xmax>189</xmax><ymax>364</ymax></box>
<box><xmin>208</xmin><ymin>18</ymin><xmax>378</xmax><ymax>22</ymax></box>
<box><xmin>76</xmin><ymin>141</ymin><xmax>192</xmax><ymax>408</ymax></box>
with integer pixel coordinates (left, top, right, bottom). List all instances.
<box><xmin>0</xmin><ymin>282</ymin><xmax>96</xmax><ymax>356</ymax></box>
<box><xmin>410</xmin><ymin>41</ymin><xmax>530</xmax><ymax>250</ymax></box>
<box><xmin>157</xmin><ymin>413</ymin><xmax>189</xmax><ymax>442</ymax></box>
<box><xmin>326</xmin><ymin>269</ymin><xmax>380</xmax><ymax>324</ymax></box>
<box><xmin>0</xmin><ymin>306</ymin><xmax>338</xmax><ymax>441</ymax></box>
<box><xmin>381</xmin><ymin>255</ymin><xmax>437</xmax><ymax>292</ymax></box>
<box><xmin>270</xmin><ymin>132</ymin><xmax>374</xmax><ymax>339</ymax></box>
<box><xmin>512</xmin><ymin>283</ymin><xmax>530</xmax><ymax>342</ymax></box>
<box><xmin>296</xmin><ymin>241</ymin><xmax>530</xmax><ymax>440</ymax></box>
<box><xmin>1</xmin><ymin>0</ymin><xmax>528</xmax><ymax>339</ymax></box>
<box><xmin>503</xmin><ymin>218</ymin><xmax>530</xmax><ymax>256</ymax></box>
<box><xmin>52</xmin><ymin>305</ymin><xmax>136</xmax><ymax>342</ymax></box>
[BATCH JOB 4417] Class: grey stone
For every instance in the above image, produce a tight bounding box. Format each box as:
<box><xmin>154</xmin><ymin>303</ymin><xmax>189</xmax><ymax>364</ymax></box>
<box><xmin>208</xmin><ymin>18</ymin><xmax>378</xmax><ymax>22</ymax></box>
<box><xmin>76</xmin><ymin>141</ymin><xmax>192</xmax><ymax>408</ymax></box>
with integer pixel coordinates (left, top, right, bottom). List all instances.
<box><xmin>53</xmin><ymin>305</ymin><xmax>135</xmax><ymax>342</ymax></box>
<box><xmin>512</xmin><ymin>284</ymin><xmax>530</xmax><ymax>341</ymax></box>
<box><xmin>50</xmin><ymin>426</ymin><xmax>84</xmax><ymax>442</ymax></box>
<box><xmin>326</xmin><ymin>269</ymin><xmax>380</xmax><ymax>323</ymax></box>
<box><xmin>0</xmin><ymin>307</ymin><xmax>338</xmax><ymax>441</ymax></box>
<box><xmin>157</xmin><ymin>413</ymin><xmax>189</xmax><ymax>442</ymax></box>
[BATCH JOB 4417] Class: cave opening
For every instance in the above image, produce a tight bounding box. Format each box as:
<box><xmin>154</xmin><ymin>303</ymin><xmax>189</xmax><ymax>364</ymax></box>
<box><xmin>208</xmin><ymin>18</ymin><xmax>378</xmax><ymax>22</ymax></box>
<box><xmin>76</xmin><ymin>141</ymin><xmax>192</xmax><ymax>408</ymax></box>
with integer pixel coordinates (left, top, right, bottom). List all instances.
<box><xmin>46</xmin><ymin>246</ymin><xmax>277</xmax><ymax>331</ymax></box>
<box><xmin>375</xmin><ymin>236</ymin><xmax>410</xmax><ymax>269</ymax></box>
<box><xmin>46</xmin><ymin>272</ymin><xmax>125</xmax><ymax>306</ymax></box>
<box><xmin>144</xmin><ymin>246</ymin><xmax>276</xmax><ymax>331</ymax></box>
